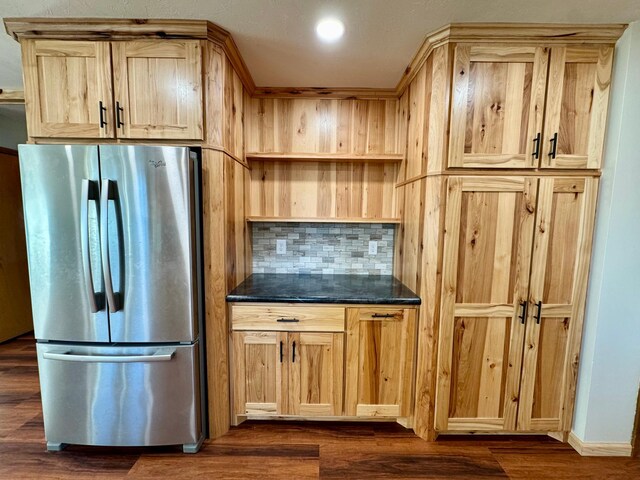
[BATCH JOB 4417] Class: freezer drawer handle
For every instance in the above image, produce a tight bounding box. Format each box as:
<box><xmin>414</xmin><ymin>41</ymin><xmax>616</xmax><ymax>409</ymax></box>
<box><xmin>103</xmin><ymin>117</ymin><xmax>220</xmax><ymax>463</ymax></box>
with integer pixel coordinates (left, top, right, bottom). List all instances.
<box><xmin>100</xmin><ymin>179</ymin><xmax>121</xmax><ymax>312</ymax></box>
<box><xmin>81</xmin><ymin>179</ymin><xmax>102</xmax><ymax>313</ymax></box>
<box><xmin>43</xmin><ymin>348</ymin><xmax>176</xmax><ymax>363</ymax></box>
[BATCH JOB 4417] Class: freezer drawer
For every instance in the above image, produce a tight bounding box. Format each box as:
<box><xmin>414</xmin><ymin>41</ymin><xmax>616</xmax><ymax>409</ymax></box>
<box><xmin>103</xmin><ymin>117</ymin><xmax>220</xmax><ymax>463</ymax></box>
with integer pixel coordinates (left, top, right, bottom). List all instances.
<box><xmin>36</xmin><ymin>342</ymin><xmax>202</xmax><ymax>450</ymax></box>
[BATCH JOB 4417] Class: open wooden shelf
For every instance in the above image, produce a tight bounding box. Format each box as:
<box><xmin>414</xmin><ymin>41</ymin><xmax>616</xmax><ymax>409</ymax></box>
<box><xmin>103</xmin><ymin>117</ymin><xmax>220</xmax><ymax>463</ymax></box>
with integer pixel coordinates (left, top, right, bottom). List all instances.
<box><xmin>246</xmin><ymin>216</ymin><xmax>401</xmax><ymax>224</ymax></box>
<box><xmin>245</xmin><ymin>152</ymin><xmax>404</xmax><ymax>163</ymax></box>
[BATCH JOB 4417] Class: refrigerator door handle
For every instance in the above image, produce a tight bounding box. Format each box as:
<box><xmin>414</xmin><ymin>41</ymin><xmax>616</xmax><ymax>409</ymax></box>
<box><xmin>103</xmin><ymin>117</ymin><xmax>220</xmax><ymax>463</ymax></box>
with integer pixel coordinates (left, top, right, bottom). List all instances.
<box><xmin>43</xmin><ymin>348</ymin><xmax>176</xmax><ymax>363</ymax></box>
<box><xmin>81</xmin><ymin>179</ymin><xmax>101</xmax><ymax>313</ymax></box>
<box><xmin>100</xmin><ymin>179</ymin><xmax>120</xmax><ymax>312</ymax></box>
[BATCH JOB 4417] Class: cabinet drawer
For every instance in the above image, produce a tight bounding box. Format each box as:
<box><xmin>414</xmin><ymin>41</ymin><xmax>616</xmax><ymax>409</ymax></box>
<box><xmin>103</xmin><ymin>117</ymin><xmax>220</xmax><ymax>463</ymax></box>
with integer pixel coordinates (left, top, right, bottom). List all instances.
<box><xmin>231</xmin><ymin>305</ymin><xmax>345</xmax><ymax>332</ymax></box>
<box><xmin>355</xmin><ymin>308</ymin><xmax>405</xmax><ymax>321</ymax></box>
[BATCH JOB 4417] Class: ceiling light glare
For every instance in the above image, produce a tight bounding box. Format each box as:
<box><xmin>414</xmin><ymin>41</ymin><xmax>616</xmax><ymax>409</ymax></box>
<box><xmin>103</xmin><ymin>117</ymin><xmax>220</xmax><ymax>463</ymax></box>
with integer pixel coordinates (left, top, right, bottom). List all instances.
<box><xmin>316</xmin><ymin>18</ymin><xmax>344</xmax><ymax>43</ymax></box>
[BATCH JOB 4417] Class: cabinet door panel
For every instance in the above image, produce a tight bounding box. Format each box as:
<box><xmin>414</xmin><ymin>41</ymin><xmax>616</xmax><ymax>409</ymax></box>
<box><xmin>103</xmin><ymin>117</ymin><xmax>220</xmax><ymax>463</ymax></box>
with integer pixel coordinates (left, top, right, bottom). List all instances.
<box><xmin>542</xmin><ymin>47</ymin><xmax>613</xmax><ymax>169</ymax></box>
<box><xmin>435</xmin><ymin>177</ymin><xmax>537</xmax><ymax>431</ymax></box>
<box><xmin>448</xmin><ymin>45</ymin><xmax>548</xmax><ymax>168</ymax></box>
<box><xmin>289</xmin><ymin>332</ymin><xmax>343</xmax><ymax>416</ymax></box>
<box><xmin>518</xmin><ymin>177</ymin><xmax>598</xmax><ymax>431</ymax></box>
<box><xmin>345</xmin><ymin>308</ymin><xmax>416</xmax><ymax>417</ymax></box>
<box><xmin>232</xmin><ymin>331</ymin><xmax>286</xmax><ymax>417</ymax></box>
<box><xmin>22</xmin><ymin>40</ymin><xmax>114</xmax><ymax>138</ymax></box>
<box><xmin>112</xmin><ymin>40</ymin><xmax>203</xmax><ymax>140</ymax></box>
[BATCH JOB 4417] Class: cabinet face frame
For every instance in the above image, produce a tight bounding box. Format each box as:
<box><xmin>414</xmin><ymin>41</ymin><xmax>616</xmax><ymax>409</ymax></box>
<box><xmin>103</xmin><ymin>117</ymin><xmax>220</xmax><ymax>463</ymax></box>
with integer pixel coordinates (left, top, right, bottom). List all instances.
<box><xmin>435</xmin><ymin>176</ymin><xmax>538</xmax><ymax>432</ymax></box>
<box><xmin>448</xmin><ymin>45</ymin><xmax>549</xmax><ymax>169</ymax></box>
<box><xmin>111</xmin><ymin>39</ymin><xmax>203</xmax><ymax>140</ymax></box>
<box><xmin>22</xmin><ymin>39</ymin><xmax>115</xmax><ymax>139</ymax></box>
<box><xmin>517</xmin><ymin>177</ymin><xmax>599</xmax><ymax>431</ymax></box>
<box><xmin>345</xmin><ymin>308</ymin><xmax>416</xmax><ymax>418</ymax></box>
<box><xmin>541</xmin><ymin>47</ymin><xmax>614</xmax><ymax>169</ymax></box>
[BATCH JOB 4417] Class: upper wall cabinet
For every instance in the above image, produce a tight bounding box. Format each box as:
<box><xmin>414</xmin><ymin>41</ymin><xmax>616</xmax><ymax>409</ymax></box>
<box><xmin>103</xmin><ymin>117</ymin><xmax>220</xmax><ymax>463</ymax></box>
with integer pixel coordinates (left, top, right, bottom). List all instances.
<box><xmin>112</xmin><ymin>40</ymin><xmax>203</xmax><ymax>140</ymax></box>
<box><xmin>448</xmin><ymin>44</ymin><xmax>614</xmax><ymax>170</ymax></box>
<box><xmin>21</xmin><ymin>39</ymin><xmax>203</xmax><ymax>141</ymax></box>
<box><xmin>542</xmin><ymin>47</ymin><xmax>613</xmax><ymax>169</ymax></box>
<box><xmin>22</xmin><ymin>40</ymin><xmax>114</xmax><ymax>138</ymax></box>
<box><xmin>449</xmin><ymin>45</ymin><xmax>548</xmax><ymax>169</ymax></box>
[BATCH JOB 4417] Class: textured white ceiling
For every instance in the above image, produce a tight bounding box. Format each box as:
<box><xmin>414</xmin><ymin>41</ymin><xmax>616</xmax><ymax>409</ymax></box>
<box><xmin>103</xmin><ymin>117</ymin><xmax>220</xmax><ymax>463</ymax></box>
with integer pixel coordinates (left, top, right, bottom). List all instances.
<box><xmin>1</xmin><ymin>0</ymin><xmax>639</xmax><ymax>89</ymax></box>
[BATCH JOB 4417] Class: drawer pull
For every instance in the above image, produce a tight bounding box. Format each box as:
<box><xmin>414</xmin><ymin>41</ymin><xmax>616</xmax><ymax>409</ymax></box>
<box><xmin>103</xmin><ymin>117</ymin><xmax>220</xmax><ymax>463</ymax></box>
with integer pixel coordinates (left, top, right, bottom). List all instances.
<box><xmin>371</xmin><ymin>313</ymin><xmax>397</xmax><ymax>318</ymax></box>
<box><xmin>276</xmin><ymin>318</ymin><xmax>300</xmax><ymax>323</ymax></box>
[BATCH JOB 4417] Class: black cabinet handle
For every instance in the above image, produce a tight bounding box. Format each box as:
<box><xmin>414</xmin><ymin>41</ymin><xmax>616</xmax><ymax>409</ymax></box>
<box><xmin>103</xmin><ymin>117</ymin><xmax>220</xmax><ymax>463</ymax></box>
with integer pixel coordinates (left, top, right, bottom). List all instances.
<box><xmin>276</xmin><ymin>318</ymin><xmax>299</xmax><ymax>323</ymax></box>
<box><xmin>116</xmin><ymin>102</ymin><xmax>124</xmax><ymax>128</ymax></box>
<box><xmin>534</xmin><ymin>301</ymin><xmax>543</xmax><ymax>324</ymax></box>
<box><xmin>99</xmin><ymin>101</ymin><xmax>107</xmax><ymax>128</ymax></box>
<box><xmin>371</xmin><ymin>313</ymin><xmax>396</xmax><ymax>318</ymax></box>
<box><xmin>518</xmin><ymin>301</ymin><xmax>528</xmax><ymax>324</ymax></box>
<box><xmin>279</xmin><ymin>341</ymin><xmax>283</xmax><ymax>363</ymax></box>
<box><xmin>532</xmin><ymin>133</ymin><xmax>541</xmax><ymax>159</ymax></box>
<box><xmin>548</xmin><ymin>132</ymin><xmax>558</xmax><ymax>159</ymax></box>
<box><xmin>292</xmin><ymin>341</ymin><xmax>296</xmax><ymax>363</ymax></box>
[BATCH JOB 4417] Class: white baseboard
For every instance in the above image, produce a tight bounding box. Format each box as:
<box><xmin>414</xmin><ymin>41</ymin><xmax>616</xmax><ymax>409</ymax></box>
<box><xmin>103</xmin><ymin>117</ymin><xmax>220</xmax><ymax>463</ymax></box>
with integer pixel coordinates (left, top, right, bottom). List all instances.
<box><xmin>568</xmin><ymin>431</ymin><xmax>633</xmax><ymax>457</ymax></box>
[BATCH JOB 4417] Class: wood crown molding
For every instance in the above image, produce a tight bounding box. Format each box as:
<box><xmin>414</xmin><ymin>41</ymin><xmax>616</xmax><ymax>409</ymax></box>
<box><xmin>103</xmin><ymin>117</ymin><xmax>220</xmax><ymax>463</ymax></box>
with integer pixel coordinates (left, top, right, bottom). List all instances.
<box><xmin>3</xmin><ymin>17</ymin><xmax>255</xmax><ymax>94</ymax></box>
<box><xmin>252</xmin><ymin>87</ymin><xmax>397</xmax><ymax>100</ymax></box>
<box><xmin>3</xmin><ymin>19</ymin><xmax>627</xmax><ymax>99</ymax></box>
<box><xmin>395</xmin><ymin>22</ymin><xmax>627</xmax><ymax>95</ymax></box>
<box><xmin>0</xmin><ymin>89</ymin><xmax>25</xmax><ymax>104</ymax></box>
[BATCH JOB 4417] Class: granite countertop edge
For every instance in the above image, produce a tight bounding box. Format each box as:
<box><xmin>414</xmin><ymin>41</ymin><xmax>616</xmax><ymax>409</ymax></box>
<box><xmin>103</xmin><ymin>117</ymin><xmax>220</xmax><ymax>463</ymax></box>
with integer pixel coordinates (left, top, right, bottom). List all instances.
<box><xmin>225</xmin><ymin>273</ymin><xmax>421</xmax><ymax>306</ymax></box>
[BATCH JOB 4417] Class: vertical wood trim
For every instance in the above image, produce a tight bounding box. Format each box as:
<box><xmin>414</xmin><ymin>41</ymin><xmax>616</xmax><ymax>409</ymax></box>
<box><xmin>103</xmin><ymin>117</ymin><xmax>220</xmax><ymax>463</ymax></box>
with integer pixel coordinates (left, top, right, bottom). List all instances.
<box><xmin>202</xmin><ymin>150</ymin><xmax>230</xmax><ymax>438</ymax></box>
<box><xmin>541</xmin><ymin>47</ymin><xmax>566</xmax><ymax>169</ymax></box>
<box><xmin>527</xmin><ymin>47</ymin><xmax>550</xmax><ymax>168</ymax></box>
<box><xmin>587</xmin><ymin>47</ymin><xmax>614</xmax><ymax>168</ymax></box>
<box><xmin>400</xmin><ymin>308</ymin><xmax>418</xmax><ymax>418</ymax></box>
<box><xmin>448</xmin><ymin>46</ymin><xmax>471</xmax><ymax>168</ymax></box>
<box><xmin>561</xmin><ymin>177</ymin><xmax>598</xmax><ymax>430</ymax></box>
<box><xmin>434</xmin><ymin>177</ymin><xmax>462</xmax><ymax>430</ymax></box>
<box><xmin>21</xmin><ymin>40</ymin><xmax>40</xmax><ymax>137</ymax></box>
<box><xmin>345</xmin><ymin>308</ymin><xmax>360</xmax><ymax>416</ymax></box>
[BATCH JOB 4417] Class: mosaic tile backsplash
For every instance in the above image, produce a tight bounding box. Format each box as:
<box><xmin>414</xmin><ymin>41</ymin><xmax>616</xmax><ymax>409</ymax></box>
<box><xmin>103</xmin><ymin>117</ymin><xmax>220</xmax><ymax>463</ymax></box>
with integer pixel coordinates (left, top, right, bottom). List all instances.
<box><xmin>252</xmin><ymin>223</ymin><xmax>395</xmax><ymax>275</ymax></box>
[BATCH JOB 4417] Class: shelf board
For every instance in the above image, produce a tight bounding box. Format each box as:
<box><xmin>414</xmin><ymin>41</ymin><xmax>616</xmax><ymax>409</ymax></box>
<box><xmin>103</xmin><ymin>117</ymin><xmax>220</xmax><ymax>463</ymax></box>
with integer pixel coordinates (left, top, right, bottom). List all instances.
<box><xmin>245</xmin><ymin>152</ymin><xmax>403</xmax><ymax>163</ymax></box>
<box><xmin>246</xmin><ymin>216</ymin><xmax>401</xmax><ymax>224</ymax></box>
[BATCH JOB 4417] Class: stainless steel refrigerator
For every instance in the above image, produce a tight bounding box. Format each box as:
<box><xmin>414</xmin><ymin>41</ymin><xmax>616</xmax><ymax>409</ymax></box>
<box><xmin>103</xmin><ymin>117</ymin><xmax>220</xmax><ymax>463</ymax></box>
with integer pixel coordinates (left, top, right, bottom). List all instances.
<box><xmin>19</xmin><ymin>145</ymin><xmax>206</xmax><ymax>453</ymax></box>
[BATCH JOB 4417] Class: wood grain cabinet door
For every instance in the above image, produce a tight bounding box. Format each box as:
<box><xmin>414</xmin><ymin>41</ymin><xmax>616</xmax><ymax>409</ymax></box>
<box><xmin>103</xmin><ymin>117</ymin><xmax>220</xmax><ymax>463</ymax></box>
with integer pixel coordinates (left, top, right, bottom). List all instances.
<box><xmin>345</xmin><ymin>308</ymin><xmax>416</xmax><ymax>418</ymax></box>
<box><xmin>112</xmin><ymin>40</ymin><xmax>203</xmax><ymax>140</ymax></box>
<box><xmin>232</xmin><ymin>331</ymin><xmax>287</xmax><ymax>418</ymax></box>
<box><xmin>541</xmin><ymin>47</ymin><xmax>614</xmax><ymax>169</ymax></box>
<box><xmin>435</xmin><ymin>176</ymin><xmax>538</xmax><ymax>432</ymax></box>
<box><xmin>21</xmin><ymin>40</ymin><xmax>114</xmax><ymax>138</ymax></box>
<box><xmin>517</xmin><ymin>177</ymin><xmax>598</xmax><ymax>431</ymax></box>
<box><xmin>288</xmin><ymin>332</ymin><xmax>344</xmax><ymax>416</ymax></box>
<box><xmin>448</xmin><ymin>45</ymin><xmax>548</xmax><ymax>169</ymax></box>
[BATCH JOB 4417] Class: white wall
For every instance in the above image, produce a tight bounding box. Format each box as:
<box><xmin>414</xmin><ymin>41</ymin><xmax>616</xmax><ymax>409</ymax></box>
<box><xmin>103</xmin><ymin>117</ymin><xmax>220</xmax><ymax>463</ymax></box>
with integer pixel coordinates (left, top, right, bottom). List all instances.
<box><xmin>573</xmin><ymin>21</ymin><xmax>640</xmax><ymax>446</ymax></box>
<box><xmin>0</xmin><ymin>105</ymin><xmax>28</xmax><ymax>150</ymax></box>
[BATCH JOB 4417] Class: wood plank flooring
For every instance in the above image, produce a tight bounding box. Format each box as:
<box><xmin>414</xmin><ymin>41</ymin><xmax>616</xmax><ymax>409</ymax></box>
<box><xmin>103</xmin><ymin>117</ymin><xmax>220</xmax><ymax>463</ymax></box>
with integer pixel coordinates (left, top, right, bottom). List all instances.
<box><xmin>1</xmin><ymin>334</ymin><xmax>638</xmax><ymax>479</ymax></box>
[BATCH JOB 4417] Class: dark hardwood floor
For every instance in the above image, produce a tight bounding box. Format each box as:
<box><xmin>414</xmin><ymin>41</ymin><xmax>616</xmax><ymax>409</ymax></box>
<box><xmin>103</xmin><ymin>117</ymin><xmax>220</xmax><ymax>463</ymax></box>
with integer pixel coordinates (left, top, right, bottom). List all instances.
<box><xmin>1</xmin><ymin>334</ymin><xmax>638</xmax><ymax>479</ymax></box>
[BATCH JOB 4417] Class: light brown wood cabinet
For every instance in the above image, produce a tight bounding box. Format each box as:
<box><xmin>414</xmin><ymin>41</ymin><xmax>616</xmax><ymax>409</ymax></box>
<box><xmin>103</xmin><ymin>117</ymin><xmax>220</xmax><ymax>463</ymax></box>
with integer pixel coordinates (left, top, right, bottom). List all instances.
<box><xmin>345</xmin><ymin>308</ymin><xmax>416</xmax><ymax>418</ymax></box>
<box><xmin>232</xmin><ymin>330</ymin><xmax>343</xmax><ymax>419</ymax></box>
<box><xmin>22</xmin><ymin>39</ymin><xmax>203</xmax><ymax>140</ymax></box>
<box><xmin>230</xmin><ymin>303</ymin><xmax>417</xmax><ymax>423</ymax></box>
<box><xmin>435</xmin><ymin>176</ymin><xmax>598</xmax><ymax>433</ymax></box>
<box><xmin>448</xmin><ymin>44</ymin><xmax>613</xmax><ymax>170</ymax></box>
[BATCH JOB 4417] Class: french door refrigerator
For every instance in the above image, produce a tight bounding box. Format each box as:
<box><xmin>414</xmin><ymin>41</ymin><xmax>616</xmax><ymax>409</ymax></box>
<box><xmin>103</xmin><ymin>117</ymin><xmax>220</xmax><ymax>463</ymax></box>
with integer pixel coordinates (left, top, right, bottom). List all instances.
<box><xmin>19</xmin><ymin>145</ymin><xmax>206</xmax><ymax>453</ymax></box>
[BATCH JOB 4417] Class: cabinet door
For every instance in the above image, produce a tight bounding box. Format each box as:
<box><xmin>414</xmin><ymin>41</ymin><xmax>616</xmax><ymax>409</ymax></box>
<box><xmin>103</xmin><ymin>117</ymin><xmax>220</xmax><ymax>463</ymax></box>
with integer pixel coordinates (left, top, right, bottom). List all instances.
<box><xmin>517</xmin><ymin>177</ymin><xmax>598</xmax><ymax>431</ymax></box>
<box><xmin>21</xmin><ymin>40</ymin><xmax>114</xmax><ymax>138</ymax></box>
<box><xmin>232</xmin><ymin>331</ymin><xmax>287</xmax><ymax>417</ymax></box>
<box><xmin>289</xmin><ymin>332</ymin><xmax>343</xmax><ymax>416</ymax></box>
<box><xmin>112</xmin><ymin>40</ymin><xmax>203</xmax><ymax>140</ymax></box>
<box><xmin>345</xmin><ymin>308</ymin><xmax>416</xmax><ymax>417</ymax></box>
<box><xmin>435</xmin><ymin>177</ymin><xmax>537</xmax><ymax>431</ymax></box>
<box><xmin>542</xmin><ymin>47</ymin><xmax>614</xmax><ymax>169</ymax></box>
<box><xmin>448</xmin><ymin>45</ymin><xmax>548</xmax><ymax>169</ymax></box>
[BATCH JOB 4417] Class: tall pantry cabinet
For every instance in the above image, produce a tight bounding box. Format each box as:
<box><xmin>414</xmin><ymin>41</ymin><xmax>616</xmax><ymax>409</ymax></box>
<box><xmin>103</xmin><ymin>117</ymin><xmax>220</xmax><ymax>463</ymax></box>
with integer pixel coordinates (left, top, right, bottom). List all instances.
<box><xmin>392</xmin><ymin>24</ymin><xmax>624</xmax><ymax>441</ymax></box>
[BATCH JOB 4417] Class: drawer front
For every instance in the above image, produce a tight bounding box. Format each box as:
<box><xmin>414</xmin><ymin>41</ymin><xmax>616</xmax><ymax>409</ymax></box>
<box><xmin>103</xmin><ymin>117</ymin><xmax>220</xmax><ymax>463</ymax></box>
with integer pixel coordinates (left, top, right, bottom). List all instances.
<box><xmin>37</xmin><ymin>342</ymin><xmax>201</xmax><ymax>447</ymax></box>
<box><xmin>231</xmin><ymin>305</ymin><xmax>345</xmax><ymax>332</ymax></box>
<box><xmin>356</xmin><ymin>308</ymin><xmax>405</xmax><ymax>321</ymax></box>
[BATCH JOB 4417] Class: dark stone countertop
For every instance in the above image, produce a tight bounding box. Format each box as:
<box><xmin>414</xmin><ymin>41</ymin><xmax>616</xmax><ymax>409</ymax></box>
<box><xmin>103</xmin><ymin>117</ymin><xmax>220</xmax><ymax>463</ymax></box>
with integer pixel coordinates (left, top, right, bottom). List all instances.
<box><xmin>226</xmin><ymin>273</ymin><xmax>421</xmax><ymax>305</ymax></box>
